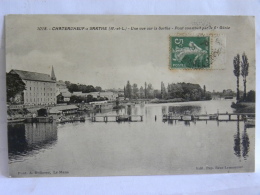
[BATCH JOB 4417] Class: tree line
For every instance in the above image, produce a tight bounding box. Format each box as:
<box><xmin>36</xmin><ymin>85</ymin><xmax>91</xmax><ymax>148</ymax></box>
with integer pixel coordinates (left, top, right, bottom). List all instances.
<box><xmin>64</xmin><ymin>81</ymin><xmax>102</xmax><ymax>93</ymax></box>
<box><xmin>124</xmin><ymin>81</ymin><xmax>212</xmax><ymax>101</ymax></box>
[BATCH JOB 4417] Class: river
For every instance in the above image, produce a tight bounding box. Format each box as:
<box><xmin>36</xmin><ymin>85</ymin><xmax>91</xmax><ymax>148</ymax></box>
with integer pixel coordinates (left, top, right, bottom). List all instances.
<box><xmin>8</xmin><ymin>99</ymin><xmax>255</xmax><ymax>177</ymax></box>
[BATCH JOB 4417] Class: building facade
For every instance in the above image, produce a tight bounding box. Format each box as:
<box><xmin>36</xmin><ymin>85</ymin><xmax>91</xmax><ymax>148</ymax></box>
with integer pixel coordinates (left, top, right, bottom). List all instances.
<box><xmin>9</xmin><ymin>67</ymin><xmax>57</xmax><ymax>105</ymax></box>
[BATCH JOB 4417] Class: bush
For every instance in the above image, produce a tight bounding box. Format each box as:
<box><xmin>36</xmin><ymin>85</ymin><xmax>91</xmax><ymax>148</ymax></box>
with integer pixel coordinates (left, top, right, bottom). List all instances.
<box><xmin>245</xmin><ymin>90</ymin><xmax>255</xmax><ymax>102</ymax></box>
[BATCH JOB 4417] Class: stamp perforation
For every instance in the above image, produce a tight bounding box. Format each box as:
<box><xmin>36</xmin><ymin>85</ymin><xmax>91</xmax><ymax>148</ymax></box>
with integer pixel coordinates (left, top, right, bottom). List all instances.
<box><xmin>169</xmin><ymin>33</ymin><xmax>226</xmax><ymax>71</ymax></box>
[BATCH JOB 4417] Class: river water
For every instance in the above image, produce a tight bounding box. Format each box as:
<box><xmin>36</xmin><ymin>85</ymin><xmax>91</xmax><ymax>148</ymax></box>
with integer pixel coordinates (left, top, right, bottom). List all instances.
<box><xmin>8</xmin><ymin>100</ymin><xmax>255</xmax><ymax>177</ymax></box>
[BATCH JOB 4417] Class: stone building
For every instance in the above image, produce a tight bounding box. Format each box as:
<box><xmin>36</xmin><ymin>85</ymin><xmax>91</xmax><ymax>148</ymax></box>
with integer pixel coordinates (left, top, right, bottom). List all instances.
<box><xmin>9</xmin><ymin>66</ymin><xmax>57</xmax><ymax>105</ymax></box>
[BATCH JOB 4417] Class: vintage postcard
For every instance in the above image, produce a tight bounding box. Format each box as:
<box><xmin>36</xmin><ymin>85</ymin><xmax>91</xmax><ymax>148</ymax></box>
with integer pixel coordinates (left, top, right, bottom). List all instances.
<box><xmin>5</xmin><ymin>15</ymin><xmax>255</xmax><ymax>177</ymax></box>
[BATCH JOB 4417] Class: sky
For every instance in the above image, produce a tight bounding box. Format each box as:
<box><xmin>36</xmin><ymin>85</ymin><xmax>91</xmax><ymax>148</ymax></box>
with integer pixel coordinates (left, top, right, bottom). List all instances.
<box><xmin>5</xmin><ymin>15</ymin><xmax>256</xmax><ymax>92</ymax></box>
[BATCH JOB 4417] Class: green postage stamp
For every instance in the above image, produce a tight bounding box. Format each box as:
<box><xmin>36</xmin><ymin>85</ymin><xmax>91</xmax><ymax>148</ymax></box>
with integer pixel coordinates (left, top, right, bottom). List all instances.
<box><xmin>170</xmin><ymin>36</ymin><xmax>210</xmax><ymax>69</ymax></box>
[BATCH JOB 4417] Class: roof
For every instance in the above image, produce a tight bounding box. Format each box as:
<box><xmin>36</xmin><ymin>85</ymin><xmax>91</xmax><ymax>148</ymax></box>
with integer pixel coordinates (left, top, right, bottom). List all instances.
<box><xmin>49</xmin><ymin>105</ymin><xmax>78</xmax><ymax>113</ymax></box>
<box><xmin>61</xmin><ymin>92</ymin><xmax>72</xmax><ymax>97</ymax></box>
<box><xmin>10</xmin><ymin>69</ymin><xmax>56</xmax><ymax>83</ymax></box>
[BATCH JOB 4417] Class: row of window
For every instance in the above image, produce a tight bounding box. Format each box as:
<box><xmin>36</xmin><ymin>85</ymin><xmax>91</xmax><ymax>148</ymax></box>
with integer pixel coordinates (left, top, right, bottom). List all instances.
<box><xmin>28</xmin><ymin>87</ymin><xmax>54</xmax><ymax>91</ymax></box>
<box><xmin>24</xmin><ymin>97</ymin><xmax>56</xmax><ymax>103</ymax></box>
<box><xmin>24</xmin><ymin>92</ymin><xmax>56</xmax><ymax>97</ymax></box>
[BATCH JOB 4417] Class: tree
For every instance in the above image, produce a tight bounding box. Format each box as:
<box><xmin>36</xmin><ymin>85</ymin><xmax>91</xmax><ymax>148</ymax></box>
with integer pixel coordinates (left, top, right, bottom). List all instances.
<box><xmin>166</xmin><ymin>82</ymin><xmax>203</xmax><ymax>100</ymax></box>
<box><xmin>139</xmin><ymin>86</ymin><xmax>144</xmax><ymax>99</ymax></box>
<box><xmin>168</xmin><ymin>83</ymin><xmax>183</xmax><ymax>99</ymax></box>
<box><xmin>144</xmin><ymin>82</ymin><xmax>147</xmax><ymax>98</ymax></box>
<box><xmin>132</xmin><ymin>83</ymin><xmax>139</xmax><ymax>99</ymax></box>
<box><xmin>6</xmin><ymin>72</ymin><xmax>26</xmax><ymax>102</ymax></box>
<box><xmin>146</xmin><ymin>83</ymin><xmax>154</xmax><ymax>98</ymax></box>
<box><xmin>241</xmin><ymin>53</ymin><xmax>249</xmax><ymax>101</ymax></box>
<box><xmin>95</xmin><ymin>86</ymin><xmax>102</xmax><ymax>92</ymax></box>
<box><xmin>204</xmin><ymin>92</ymin><xmax>212</xmax><ymax>100</ymax></box>
<box><xmin>125</xmin><ymin>81</ymin><xmax>132</xmax><ymax>99</ymax></box>
<box><xmin>86</xmin><ymin>95</ymin><xmax>93</xmax><ymax>103</ymax></box>
<box><xmin>233</xmin><ymin>54</ymin><xmax>240</xmax><ymax>102</ymax></box>
<box><xmin>65</xmin><ymin>81</ymin><xmax>71</xmax><ymax>88</ymax></box>
<box><xmin>68</xmin><ymin>83</ymin><xmax>79</xmax><ymax>93</ymax></box>
<box><xmin>161</xmin><ymin>82</ymin><xmax>167</xmax><ymax>99</ymax></box>
<box><xmin>70</xmin><ymin>95</ymin><xmax>84</xmax><ymax>103</ymax></box>
<box><xmin>154</xmin><ymin>89</ymin><xmax>161</xmax><ymax>99</ymax></box>
<box><xmin>190</xmin><ymin>89</ymin><xmax>202</xmax><ymax>101</ymax></box>
<box><xmin>245</xmin><ymin>90</ymin><xmax>255</xmax><ymax>102</ymax></box>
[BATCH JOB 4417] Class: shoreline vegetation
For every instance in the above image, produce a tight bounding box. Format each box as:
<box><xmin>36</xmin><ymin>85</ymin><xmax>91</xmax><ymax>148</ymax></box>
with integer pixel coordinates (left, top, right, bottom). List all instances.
<box><xmin>231</xmin><ymin>102</ymin><xmax>255</xmax><ymax>113</ymax></box>
<box><xmin>150</xmin><ymin>98</ymin><xmax>184</xmax><ymax>103</ymax></box>
<box><xmin>231</xmin><ymin>53</ymin><xmax>255</xmax><ymax>113</ymax></box>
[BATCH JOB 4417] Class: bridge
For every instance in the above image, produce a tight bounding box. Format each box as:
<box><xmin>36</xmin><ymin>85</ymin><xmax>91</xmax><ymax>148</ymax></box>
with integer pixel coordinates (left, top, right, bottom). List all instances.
<box><xmin>163</xmin><ymin>113</ymin><xmax>255</xmax><ymax>121</ymax></box>
<box><xmin>91</xmin><ymin>115</ymin><xmax>143</xmax><ymax>122</ymax></box>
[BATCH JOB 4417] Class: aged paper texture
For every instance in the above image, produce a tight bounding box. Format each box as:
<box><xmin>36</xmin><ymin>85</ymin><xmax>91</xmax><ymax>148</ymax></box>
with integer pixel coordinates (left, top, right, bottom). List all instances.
<box><xmin>5</xmin><ymin>15</ymin><xmax>255</xmax><ymax>177</ymax></box>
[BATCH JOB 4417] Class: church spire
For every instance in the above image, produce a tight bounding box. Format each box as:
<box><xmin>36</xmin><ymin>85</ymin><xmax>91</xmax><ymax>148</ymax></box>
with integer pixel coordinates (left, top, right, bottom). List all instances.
<box><xmin>51</xmin><ymin>66</ymin><xmax>56</xmax><ymax>81</ymax></box>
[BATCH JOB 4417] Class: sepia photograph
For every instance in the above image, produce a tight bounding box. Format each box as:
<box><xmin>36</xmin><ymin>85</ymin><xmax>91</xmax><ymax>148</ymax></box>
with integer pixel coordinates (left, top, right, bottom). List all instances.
<box><xmin>5</xmin><ymin>15</ymin><xmax>255</xmax><ymax>178</ymax></box>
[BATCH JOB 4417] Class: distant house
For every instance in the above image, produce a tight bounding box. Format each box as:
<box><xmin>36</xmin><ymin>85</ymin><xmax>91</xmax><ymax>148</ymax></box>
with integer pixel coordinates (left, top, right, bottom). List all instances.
<box><xmin>56</xmin><ymin>80</ymin><xmax>71</xmax><ymax>102</ymax></box>
<box><xmin>62</xmin><ymin>92</ymin><xmax>72</xmax><ymax>102</ymax></box>
<box><xmin>100</xmin><ymin>92</ymin><xmax>118</xmax><ymax>101</ymax></box>
<box><xmin>49</xmin><ymin>105</ymin><xmax>78</xmax><ymax>115</ymax></box>
<box><xmin>72</xmin><ymin>91</ymin><xmax>118</xmax><ymax>101</ymax></box>
<box><xmin>88</xmin><ymin>92</ymin><xmax>100</xmax><ymax>98</ymax></box>
<box><xmin>72</xmin><ymin>91</ymin><xmax>83</xmax><ymax>96</ymax></box>
<box><xmin>9</xmin><ymin>66</ymin><xmax>57</xmax><ymax>105</ymax></box>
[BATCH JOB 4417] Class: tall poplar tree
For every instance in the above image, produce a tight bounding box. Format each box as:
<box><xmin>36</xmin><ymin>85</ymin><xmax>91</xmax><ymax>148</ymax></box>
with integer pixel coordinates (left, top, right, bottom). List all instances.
<box><xmin>241</xmin><ymin>53</ymin><xmax>249</xmax><ymax>101</ymax></box>
<box><xmin>233</xmin><ymin>54</ymin><xmax>240</xmax><ymax>102</ymax></box>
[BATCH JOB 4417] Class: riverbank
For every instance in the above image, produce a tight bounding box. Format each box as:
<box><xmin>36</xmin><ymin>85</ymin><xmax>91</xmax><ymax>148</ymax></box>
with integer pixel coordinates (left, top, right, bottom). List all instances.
<box><xmin>149</xmin><ymin>98</ymin><xmax>185</xmax><ymax>103</ymax></box>
<box><xmin>231</xmin><ymin>102</ymin><xmax>255</xmax><ymax>113</ymax></box>
<box><xmin>148</xmin><ymin>98</ymin><xmax>214</xmax><ymax>104</ymax></box>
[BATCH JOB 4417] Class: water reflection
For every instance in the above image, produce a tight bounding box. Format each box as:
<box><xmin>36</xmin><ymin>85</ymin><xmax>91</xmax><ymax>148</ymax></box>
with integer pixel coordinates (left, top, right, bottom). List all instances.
<box><xmin>8</xmin><ymin>123</ymin><xmax>57</xmax><ymax>162</ymax></box>
<box><xmin>233</xmin><ymin>120</ymin><xmax>241</xmax><ymax>158</ymax></box>
<box><xmin>168</xmin><ymin>105</ymin><xmax>201</xmax><ymax>114</ymax></box>
<box><xmin>233</xmin><ymin>119</ymin><xmax>250</xmax><ymax>160</ymax></box>
<box><xmin>8</xmin><ymin>100</ymin><xmax>254</xmax><ymax>173</ymax></box>
<box><xmin>242</xmin><ymin>125</ymin><xmax>250</xmax><ymax>160</ymax></box>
